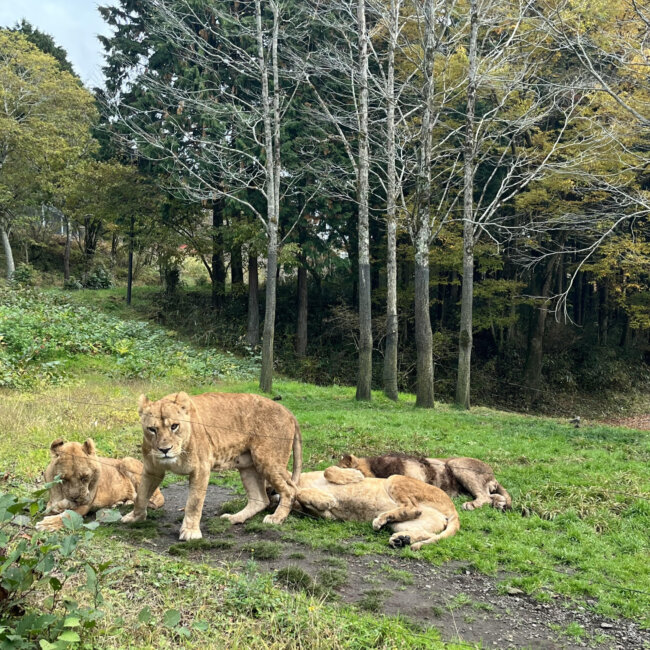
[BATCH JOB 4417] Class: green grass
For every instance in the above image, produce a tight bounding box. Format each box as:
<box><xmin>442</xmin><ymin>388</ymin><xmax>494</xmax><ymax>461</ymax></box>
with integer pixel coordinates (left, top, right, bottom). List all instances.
<box><xmin>1</xmin><ymin>287</ymin><xmax>649</xmax><ymax>647</ymax></box>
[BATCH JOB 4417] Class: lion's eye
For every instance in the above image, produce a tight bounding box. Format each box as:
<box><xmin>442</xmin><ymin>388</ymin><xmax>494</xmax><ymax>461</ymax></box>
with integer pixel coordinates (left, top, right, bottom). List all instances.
<box><xmin>147</xmin><ymin>427</ymin><xmax>157</xmax><ymax>435</ymax></box>
<box><xmin>171</xmin><ymin>423</ymin><xmax>179</xmax><ymax>433</ymax></box>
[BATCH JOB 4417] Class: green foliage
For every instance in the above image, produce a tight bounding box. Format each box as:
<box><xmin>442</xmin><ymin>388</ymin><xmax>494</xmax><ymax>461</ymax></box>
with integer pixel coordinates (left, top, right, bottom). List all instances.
<box><xmin>0</xmin><ymin>288</ymin><xmax>259</xmax><ymax>388</ymax></box>
<box><xmin>10</xmin><ymin>264</ymin><xmax>38</xmax><ymax>287</ymax></box>
<box><xmin>81</xmin><ymin>265</ymin><xmax>114</xmax><ymax>290</ymax></box>
<box><xmin>0</xmin><ymin>488</ymin><xmax>109</xmax><ymax>649</ymax></box>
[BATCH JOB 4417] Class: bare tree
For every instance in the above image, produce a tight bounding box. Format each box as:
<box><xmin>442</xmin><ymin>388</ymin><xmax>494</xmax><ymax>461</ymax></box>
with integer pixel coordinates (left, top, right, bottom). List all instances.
<box><xmin>105</xmin><ymin>0</ymin><xmax>308</xmax><ymax>393</ymax></box>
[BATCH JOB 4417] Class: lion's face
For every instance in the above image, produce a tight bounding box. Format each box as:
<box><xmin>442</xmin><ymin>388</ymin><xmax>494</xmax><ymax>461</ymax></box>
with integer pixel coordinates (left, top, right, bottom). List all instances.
<box><xmin>138</xmin><ymin>392</ymin><xmax>193</xmax><ymax>463</ymax></box>
<box><xmin>338</xmin><ymin>454</ymin><xmax>359</xmax><ymax>470</ymax></box>
<box><xmin>48</xmin><ymin>439</ymin><xmax>100</xmax><ymax>508</ymax></box>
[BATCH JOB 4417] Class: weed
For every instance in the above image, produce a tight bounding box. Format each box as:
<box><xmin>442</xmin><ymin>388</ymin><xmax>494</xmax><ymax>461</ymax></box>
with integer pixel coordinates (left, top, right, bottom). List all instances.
<box><xmin>357</xmin><ymin>589</ymin><xmax>386</xmax><ymax>613</ymax></box>
<box><xmin>287</xmin><ymin>551</ymin><xmax>306</xmax><ymax>559</ymax></box>
<box><xmin>246</xmin><ymin>541</ymin><xmax>282</xmax><ymax>560</ymax></box>
<box><xmin>168</xmin><ymin>539</ymin><xmax>235</xmax><ymax>556</ymax></box>
<box><xmin>275</xmin><ymin>566</ymin><xmax>313</xmax><ymax>592</ymax></box>
<box><xmin>317</xmin><ymin>567</ymin><xmax>347</xmax><ymax>591</ymax></box>
<box><xmin>219</xmin><ymin>498</ymin><xmax>247</xmax><ymax>515</ymax></box>
<box><xmin>382</xmin><ymin>564</ymin><xmax>414</xmax><ymax>585</ymax></box>
<box><xmin>205</xmin><ymin>517</ymin><xmax>233</xmax><ymax>535</ymax></box>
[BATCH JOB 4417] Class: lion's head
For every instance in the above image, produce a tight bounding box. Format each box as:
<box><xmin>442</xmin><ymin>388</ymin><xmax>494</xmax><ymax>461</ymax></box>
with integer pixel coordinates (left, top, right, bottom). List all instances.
<box><xmin>138</xmin><ymin>392</ymin><xmax>193</xmax><ymax>463</ymax></box>
<box><xmin>47</xmin><ymin>439</ymin><xmax>100</xmax><ymax>509</ymax></box>
<box><xmin>338</xmin><ymin>454</ymin><xmax>360</xmax><ymax>470</ymax></box>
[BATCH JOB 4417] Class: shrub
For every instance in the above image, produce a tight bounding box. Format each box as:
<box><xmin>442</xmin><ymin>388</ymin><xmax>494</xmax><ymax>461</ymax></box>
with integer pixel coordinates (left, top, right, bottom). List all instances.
<box><xmin>0</xmin><ymin>486</ymin><xmax>110</xmax><ymax>649</ymax></box>
<box><xmin>82</xmin><ymin>264</ymin><xmax>114</xmax><ymax>290</ymax></box>
<box><xmin>11</xmin><ymin>264</ymin><xmax>38</xmax><ymax>287</ymax></box>
<box><xmin>62</xmin><ymin>277</ymin><xmax>83</xmax><ymax>291</ymax></box>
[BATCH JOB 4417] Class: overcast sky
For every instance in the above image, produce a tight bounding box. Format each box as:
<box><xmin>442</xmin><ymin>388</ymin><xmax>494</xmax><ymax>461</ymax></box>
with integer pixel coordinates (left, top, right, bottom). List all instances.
<box><xmin>0</xmin><ymin>1</ymin><xmax>114</xmax><ymax>88</ymax></box>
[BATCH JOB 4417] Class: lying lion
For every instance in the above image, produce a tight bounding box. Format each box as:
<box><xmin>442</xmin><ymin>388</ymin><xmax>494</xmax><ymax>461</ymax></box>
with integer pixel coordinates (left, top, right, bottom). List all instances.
<box><xmin>295</xmin><ymin>466</ymin><xmax>459</xmax><ymax>550</ymax></box>
<box><xmin>36</xmin><ymin>438</ymin><xmax>164</xmax><ymax>532</ymax></box>
<box><xmin>339</xmin><ymin>453</ymin><xmax>511</xmax><ymax>511</ymax></box>
<box><xmin>122</xmin><ymin>391</ymin><xmax>302</xmax><ymax>540</ymax></box>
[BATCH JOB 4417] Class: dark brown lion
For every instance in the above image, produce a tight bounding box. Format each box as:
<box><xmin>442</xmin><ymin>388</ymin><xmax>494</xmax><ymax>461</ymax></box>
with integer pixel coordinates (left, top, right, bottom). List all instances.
<box><xmin>339</xmin><ymin>453</ymin><xmax>511</xmax><ymax>511</ymax></box>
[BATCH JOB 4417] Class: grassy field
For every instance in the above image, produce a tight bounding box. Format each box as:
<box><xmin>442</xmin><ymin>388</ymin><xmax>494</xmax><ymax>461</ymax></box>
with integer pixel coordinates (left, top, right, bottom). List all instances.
<box><xmin>1</xmin><ymin>288</ymin><xmax>649</xmax><ymax>647</ymax></box>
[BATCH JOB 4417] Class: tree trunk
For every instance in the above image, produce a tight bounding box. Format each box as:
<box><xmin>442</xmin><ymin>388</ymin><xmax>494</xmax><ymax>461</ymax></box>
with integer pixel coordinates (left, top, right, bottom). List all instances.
<box><xmin>258</xmin><ymin>0</ymin><xmax>280</xmax><ymax>394</ymax></box>
<box><xmin>356</xmin><ymin>0</ymin><xmax>373</xmax><ymax>401</ymax></box>
<box><xmin>413</xmin><ymin>0</ymin><xmax>436</xmax><ymax>408</ymax></box>
<box><xmin>63</xmin><ymin>218</ymin><xmax>71</xmax><ymax>281</ymax></box>
<box><xmin>383</xmin><ymin>0</ymin><xmax>400</xmax><ymax>402</ymax></box>
<box><xmin>212</xmin><ymin>198</ymin><xmax>226</xmax><ymax>308</ymax></box>
<box><xmin>247</xmin><ymin>255</ymin><xmax>260</xmax><ymax>346</ymax></box>
<box><xmin>296</xmin><ymin>264</ymin><xmax>308</xmax><ymax>357</ymax></box>
<box><xmin>414</xmin><ymin>231</ymin><xmax>434</xmax><ymax>407</ymax></box>
<box><xmin>524</xmin><ymin>259</ymin><xmax>559</xmax><ymax>391</ymax></box>
<box><xmin>231</xmin><ymin>245</ymin><xmax>244</xmax><ymax>286</ymax></box>
<box><xmin>598</xmin><ymin>283</ymin><xmax>609</xmax><ymax>345</ymax></box>
<box><xmin>110</xmin><ymin>232</ymin><xmax>119</xmax><ymax>268</ymax></box>
<box><xmin>127</xmin><ymin>216</ymin><xmax>134</xmax><ymax>306</ymax></box>
<box><xmin>455</xmin><ymin>0</ymin><xmax>479</xmax><ymax>410</ymax></box>
<box><xmin>1</xmin><ymin>227</ymin><xmax>14</xmax><ymax>279</ymax></box>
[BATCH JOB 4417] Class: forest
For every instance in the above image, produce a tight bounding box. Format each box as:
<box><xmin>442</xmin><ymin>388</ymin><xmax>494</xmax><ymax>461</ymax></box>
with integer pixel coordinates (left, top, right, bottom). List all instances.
<box><xmin>1</xmin><ymin>1</ymin><xmax>649</xmax><ymax>415</ymax></box>
<box><xmin>1</xmin><ymin>3</ymin><xmax>649</xmax><ymax>649</ymax></box>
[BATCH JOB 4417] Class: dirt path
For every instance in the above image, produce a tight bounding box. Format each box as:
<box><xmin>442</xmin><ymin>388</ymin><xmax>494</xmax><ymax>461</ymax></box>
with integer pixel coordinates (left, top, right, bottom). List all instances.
<box><xmin>123</xmin><ymin>483</ymin><xmax>650</xmax><ymax>650</ymax></box>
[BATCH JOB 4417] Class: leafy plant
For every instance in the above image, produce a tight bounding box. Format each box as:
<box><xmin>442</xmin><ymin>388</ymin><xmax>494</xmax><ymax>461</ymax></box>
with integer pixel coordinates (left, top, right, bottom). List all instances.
<box><xmin>11</xmin><ymin>264</ymin><xmax>38</xmax><ymax>287</ymax></box>
<box><xmin>82</xmin><ymin>265</ymin><xmax>113</xmax><ymax>290</ymax></box>
<box><xmin>0</xmin><ymin>486</ymin><xmax>111</xmax><ymax>649</ymax></box>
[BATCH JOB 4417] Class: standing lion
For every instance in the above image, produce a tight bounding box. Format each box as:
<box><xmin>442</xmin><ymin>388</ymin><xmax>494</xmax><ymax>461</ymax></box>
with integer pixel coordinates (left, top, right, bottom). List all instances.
<box><xmin>121</xmin><ymin>391</ymin><xmax>302</xmax><ymax>540</ymax></box>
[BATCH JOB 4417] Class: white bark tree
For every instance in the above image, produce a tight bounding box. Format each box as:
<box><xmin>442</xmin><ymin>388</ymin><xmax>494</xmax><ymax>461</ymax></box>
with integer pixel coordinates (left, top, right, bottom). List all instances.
<box><xmin>104</xmin><ymin>0</ymin><xmax>307</xmax><ymax>393</ymax></box>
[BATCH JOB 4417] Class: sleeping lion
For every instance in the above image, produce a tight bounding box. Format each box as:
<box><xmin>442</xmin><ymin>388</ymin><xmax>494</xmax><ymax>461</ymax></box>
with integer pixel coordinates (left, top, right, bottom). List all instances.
<box><xmin>36</xmin><ymin>438</ymin><xmax>164</xmax><ymax>532</ymax></box>
<box><xmin>339</xmin><ymin>453</ymin><xmax>511</xmax><ymax>511</ymax></box>
<box><xmin>295</xmin><ymin>466</ymin><xmax>460</xmax><ymax>550</ymax></box>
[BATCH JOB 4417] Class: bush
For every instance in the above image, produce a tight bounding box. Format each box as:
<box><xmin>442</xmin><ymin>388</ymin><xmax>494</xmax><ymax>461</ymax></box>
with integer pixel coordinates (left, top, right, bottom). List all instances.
<box><xmin>0</xmin><ymin>486</ymin><xmax>110</xmax><ymax>649</ymax></box>
<box><xmin>11</xmin><ymin>264</ymin><xmax>38</xmax><ymax>287</ymax></box>
<box><xmin>82</xmin><ymin>265</ymin><xmax>113</xmax><ymax>290</ymax></box>
<box><xmin>62</xmin><ymin>278</ymin><xmax>83</xmax><ymax>291</ymax></box>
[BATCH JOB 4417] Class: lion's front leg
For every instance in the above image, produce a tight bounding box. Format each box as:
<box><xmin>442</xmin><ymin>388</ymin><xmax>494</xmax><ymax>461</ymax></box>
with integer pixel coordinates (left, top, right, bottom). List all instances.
<box><xmin>37</xmin><ymin>504</ymin><xmax>92</xmax><ymax>532</ymax></box>
<box><xmin>121</xmin><ymin>470</ymin><xmax>164</xmax><ymax>525</ymax></box>
<box><xmin>179</xmin><ymin>467</ymin><xmax>210</xmax><ymax>540</ymax></box>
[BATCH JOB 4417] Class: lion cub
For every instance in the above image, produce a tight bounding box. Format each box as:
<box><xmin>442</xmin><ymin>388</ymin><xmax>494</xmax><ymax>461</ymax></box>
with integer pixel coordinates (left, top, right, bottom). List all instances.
<box><xmin>296</xmin><ymin>466</ymin><xmax>460</xmax><ymax>550</ymax></box>
<box><xmin>37</xmin><ymin>438</ymin><xmax>164</xmax><ymax>532</ymax></box>
<box><xmin>339</xmin><ymin>453</ymin><xmax>511</xmax><ymax>511</ymax></box>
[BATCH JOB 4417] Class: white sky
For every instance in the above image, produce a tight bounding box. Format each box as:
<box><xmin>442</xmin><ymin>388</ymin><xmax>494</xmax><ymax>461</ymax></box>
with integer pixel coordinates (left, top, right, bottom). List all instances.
<box><xmin>0</xmin><ymin>1</ymin><xmax>114</xmax><ymax>88</ymax></box>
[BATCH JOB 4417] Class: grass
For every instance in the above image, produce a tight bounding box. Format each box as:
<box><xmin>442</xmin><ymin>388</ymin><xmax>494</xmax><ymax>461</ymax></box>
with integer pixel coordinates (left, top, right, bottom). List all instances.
<box><xmin>1</xmin><ymin>287</ymin><xmax>649</xmax><ymax>646</ymax></box>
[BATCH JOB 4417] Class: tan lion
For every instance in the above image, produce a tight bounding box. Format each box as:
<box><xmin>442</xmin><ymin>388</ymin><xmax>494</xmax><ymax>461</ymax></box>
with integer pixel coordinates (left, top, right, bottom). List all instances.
<box><xmin>295</xmin><ymin>466</ymin><xmax>459</xmax><ymax>550</ymax></box>
<box><xmin>339</xmin><ymin>453</ymin><xmax>511</xmax><ymax>511</ymax></box>
<box><xmin>36</xmin><ymin>438</ymin><xmax>164</xmax><ymax>532</ymax></box>
<box><xmin>121</xmin><ymin>391</ymin><xmax>302</xmax><ymax>540</ymax></box>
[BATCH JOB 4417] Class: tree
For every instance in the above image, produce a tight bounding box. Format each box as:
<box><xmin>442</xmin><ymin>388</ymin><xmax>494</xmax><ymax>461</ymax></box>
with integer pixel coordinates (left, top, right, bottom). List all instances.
<box><xmin>0</xmin><ymin>30</ymin><xmax>96</xmax><ymax>278</ymax></box>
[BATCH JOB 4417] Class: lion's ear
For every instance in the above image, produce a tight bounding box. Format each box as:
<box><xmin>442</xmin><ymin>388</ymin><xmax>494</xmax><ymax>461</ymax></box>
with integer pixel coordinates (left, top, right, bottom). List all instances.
<box><xmin>50</xmin><ymin>439</ymin><xmax>64</xmax><ymax>458</ymax></box>
<box><xmin>137</xmin><ymin>394</ymin><xmax>150</xmax><ymax>416</ymax></box>
<box><xmin>82</xmin><ymin>438</ymin><xmax>96</xmax><ymax>456</ymax></box>
<box><xmin>339</xmin><ymin>454</ymin><xmax>352</xmax><ymax>467</ymax></box>
<box><xmin>175</xmin><ymin>392</ymin><xmax>191</xmax><ymax>411</ymax></box>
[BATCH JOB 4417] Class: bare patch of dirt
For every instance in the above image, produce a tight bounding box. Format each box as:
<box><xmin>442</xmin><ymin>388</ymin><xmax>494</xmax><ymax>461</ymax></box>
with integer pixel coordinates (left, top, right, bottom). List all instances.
<box><xmin>602</xmin><ymin>414</ymin><xmax>650</xmax><ymax>431</ymax></box>
<box><xmin>118</xmin><ymin>482</ymin><xmax>650</xmax><ymax>650</ymax></box>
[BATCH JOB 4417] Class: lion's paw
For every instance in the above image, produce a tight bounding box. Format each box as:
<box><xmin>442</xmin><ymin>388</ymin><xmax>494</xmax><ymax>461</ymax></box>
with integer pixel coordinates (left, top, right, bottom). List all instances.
<box><xmin>372</xmin><ymin>516</ymin><xmax>387</xmax><ymax>531</ymax></box>
<box><xmin>121</xmin><ymin>511</ymin><xmax>145</xmax><ymax>524</ymax></box>
<box><xmin>389</xmin><ymin>534</ymin><xmax>411</xmax><ymax>549</ymax></box>
<box><xmin>462</xmin><ymin>501</ymin><xmax>476</xmax><ymax>511</ymax></box>
<box><xmin>36</xmin><ymin>515</ymin><xmax>64</xmax><ymax>532</ymax></box>
<box><xmin>179</xmin><ymin>526</ymin><xmax>202</xmax><ymax>541</ymax></box>
<box><xmin>262</xmin><ymin>513</ymin><xmax>285</xmax><ymax>525</ymax></box>
<box><xmin>410</xmin><ymin>542</ymin><xmax>423</xmax><ymax>551</ymax></box>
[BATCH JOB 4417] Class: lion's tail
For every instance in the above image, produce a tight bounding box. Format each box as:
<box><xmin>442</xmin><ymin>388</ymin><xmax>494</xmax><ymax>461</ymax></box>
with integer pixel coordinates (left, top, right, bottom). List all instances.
<box><xmin>291</xmin><ymin>418</ymin><xmax>303</xmax><ymax>486</ymax></box>
<box><xmin>493</xmin><ymin>482</ymin><xmax>512</xmax><ymax>509</ymax></box>
<box><xmin>421</xmin><ymin>509</ymin><xmax>460</xmax><ymax>546</ymax></box>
